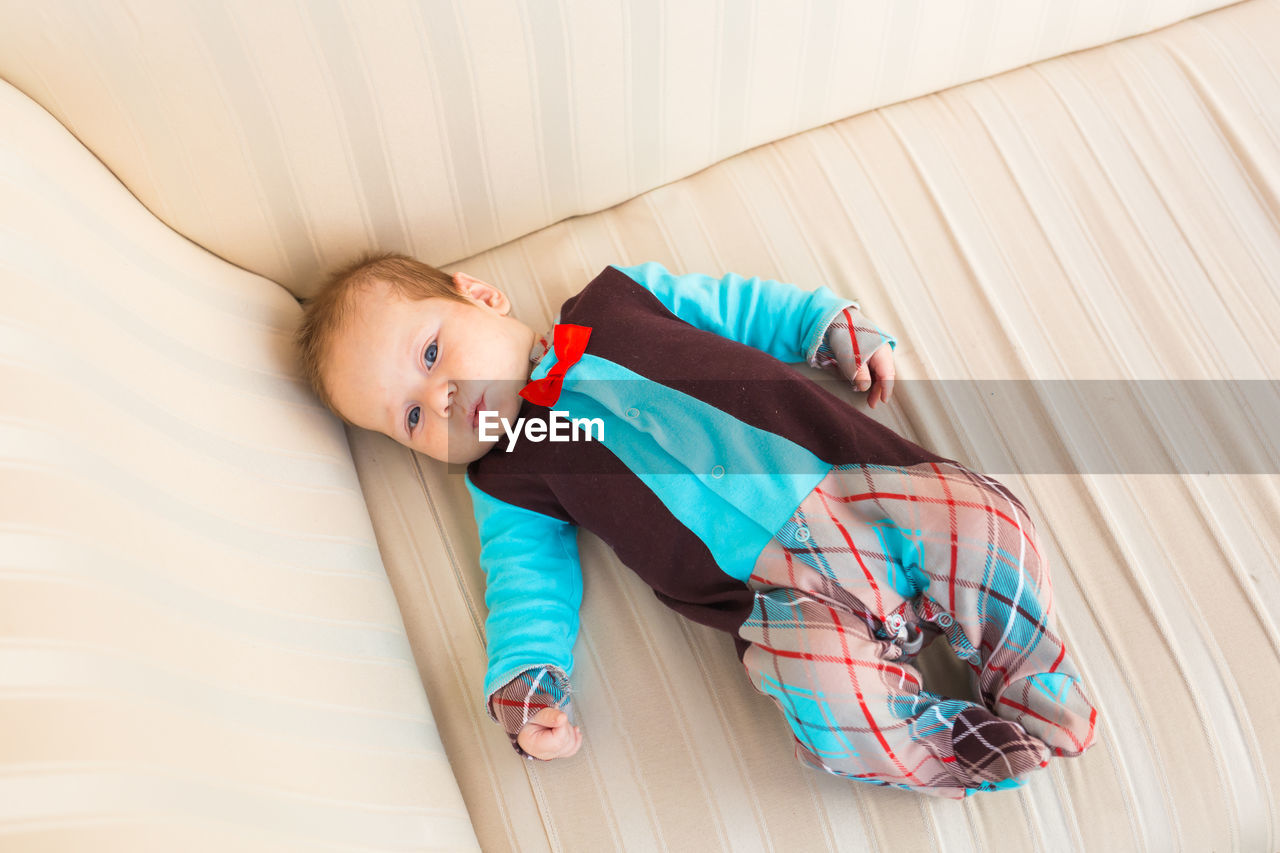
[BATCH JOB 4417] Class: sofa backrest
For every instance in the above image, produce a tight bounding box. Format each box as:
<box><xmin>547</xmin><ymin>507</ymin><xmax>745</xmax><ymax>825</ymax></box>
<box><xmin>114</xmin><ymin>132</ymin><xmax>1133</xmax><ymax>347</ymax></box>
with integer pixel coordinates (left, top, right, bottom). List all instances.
<box><xmin>0</xmin><ymin>0</ymin><xmax>1236</xmax><ymax>299</ymax></box>
<box><xmin>0</xmin><ymin>77</ymin><xmax>480</xmax><ymax>851</ymax></box>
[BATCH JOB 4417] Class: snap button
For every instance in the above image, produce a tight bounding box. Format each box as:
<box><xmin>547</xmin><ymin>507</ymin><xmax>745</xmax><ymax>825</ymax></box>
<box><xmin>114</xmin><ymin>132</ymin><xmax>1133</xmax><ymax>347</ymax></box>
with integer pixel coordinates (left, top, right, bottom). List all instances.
<box><xmin>886</xmin><ymin>614</ymin><xmax>904</xmax><ymax>632</ymax></box>
<box><xmin>937</xmin><ymin>613</ymin><xmax>953</xmax><ymax>628</ymax></box>
<box><xmin>710</xmin><ymin>464</ymin><xmax>725</xmax><ymax>479</ymax></box>
<box><xmin>794</xmin><ymin>526</ymin><xmax>811</xmax><ymax>542</ymax></box>
<box><xmin>624</xmin><ymin>407</ymin><xmax>639</xmax><ymax>419</ymax></box>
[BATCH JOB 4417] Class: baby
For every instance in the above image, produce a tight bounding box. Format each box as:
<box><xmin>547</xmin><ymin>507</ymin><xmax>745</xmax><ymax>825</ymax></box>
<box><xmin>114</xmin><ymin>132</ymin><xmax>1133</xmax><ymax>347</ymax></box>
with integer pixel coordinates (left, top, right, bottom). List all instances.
<box><xmin>296</xmin><ymin>251</ymin><xmax>1100</xmax><ymax>799</ymax></box>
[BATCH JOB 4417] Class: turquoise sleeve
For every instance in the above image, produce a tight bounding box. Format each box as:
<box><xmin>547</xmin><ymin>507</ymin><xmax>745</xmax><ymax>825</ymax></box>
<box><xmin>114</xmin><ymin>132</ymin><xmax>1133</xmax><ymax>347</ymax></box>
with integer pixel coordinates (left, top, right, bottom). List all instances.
<box><xmin>464</xmin><ymin>473</ymin><xmax>584</xmax><ymax>721</ymax></box>
<box><xmin>611</xmin><ymin>261</ymin><xmax>857</xmax><ymax>364</ymax></box>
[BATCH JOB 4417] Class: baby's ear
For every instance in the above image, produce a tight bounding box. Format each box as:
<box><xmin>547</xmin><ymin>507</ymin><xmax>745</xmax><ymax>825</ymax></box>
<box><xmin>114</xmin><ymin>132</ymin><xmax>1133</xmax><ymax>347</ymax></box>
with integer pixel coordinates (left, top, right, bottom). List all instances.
<box><xmin>453</xmin><ymin>272</ymin><xmax>511</xmax><ymax>315</ymax></box>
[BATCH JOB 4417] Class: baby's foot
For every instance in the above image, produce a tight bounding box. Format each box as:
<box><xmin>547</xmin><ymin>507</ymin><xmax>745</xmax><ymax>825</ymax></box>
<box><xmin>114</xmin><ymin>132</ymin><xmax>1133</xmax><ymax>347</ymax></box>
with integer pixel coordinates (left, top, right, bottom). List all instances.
<box><xmin>996</xmin><ymin>672</ymin><xmax>1099</xmax><ymax>758</ymax></box>
<box><xmin>950</xmin><ymin>706</ymin><xmax>1050</xmax><ymax>786</ymax></box>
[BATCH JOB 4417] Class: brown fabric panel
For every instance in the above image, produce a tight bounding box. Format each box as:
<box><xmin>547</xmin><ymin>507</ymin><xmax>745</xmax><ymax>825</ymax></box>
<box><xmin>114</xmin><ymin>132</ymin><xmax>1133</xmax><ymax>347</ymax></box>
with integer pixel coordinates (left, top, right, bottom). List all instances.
<box><xmin>466</xmin><ymin>401</ymin><xmax>757</xmax><ymax>644</ymax></box>
<box><xmin>547</xmin><ymin>460</ymin><xmax>757</xmax><ymax>645</ymax></box>
<box><xmin>564</xmin><ymin>266</ymin><xmax>960</xmax><ymax>470</ymax></box>
<box><xmin>464</xmin><ymin>402</ymin><xmax>575</xmax><ymax>523</ymax></box>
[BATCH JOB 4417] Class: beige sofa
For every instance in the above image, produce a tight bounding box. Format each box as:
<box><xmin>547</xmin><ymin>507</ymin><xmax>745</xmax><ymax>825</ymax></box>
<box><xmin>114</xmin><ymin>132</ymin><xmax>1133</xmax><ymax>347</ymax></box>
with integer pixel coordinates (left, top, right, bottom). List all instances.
<box><xmin>3</xmin><ymin>1</ymin><xmax>1279</xmax><ymax>849</ymax></box>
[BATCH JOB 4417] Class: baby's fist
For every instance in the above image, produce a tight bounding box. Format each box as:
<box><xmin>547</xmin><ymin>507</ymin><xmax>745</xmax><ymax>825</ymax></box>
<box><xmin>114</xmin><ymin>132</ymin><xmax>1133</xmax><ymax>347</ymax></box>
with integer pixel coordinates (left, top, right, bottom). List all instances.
<box><xmin>850</xmin><ymin>344</ymin><xmax>895</xmax><ymax>409</ymax></box>
<box><xmin>812</xmin><ymin>306</ymin><xmax>898</xmax><ymax>409</ymax></box>
<box><xmin>517</xmin><ymin>706</ymin><xmax>583</xmax><ymax>761</ymax></box>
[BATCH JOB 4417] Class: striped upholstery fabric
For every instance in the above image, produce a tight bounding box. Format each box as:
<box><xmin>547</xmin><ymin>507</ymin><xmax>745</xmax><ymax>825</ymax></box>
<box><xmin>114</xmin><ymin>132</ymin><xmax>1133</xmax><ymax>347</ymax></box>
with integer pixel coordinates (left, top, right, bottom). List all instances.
<box><xmin>0</xmin><ymin>0</ymin><xmax>1236</xmax><ymax>300</ymax></box>
<box><xmin>0</xmin><ymin>79</ymin><xmax>479</xmax><ymax>850</ymax></box>
<box><xmin>345</xmin><ymin>1</ymin><xmax>1280</xmax><ymax>849</ymax></box>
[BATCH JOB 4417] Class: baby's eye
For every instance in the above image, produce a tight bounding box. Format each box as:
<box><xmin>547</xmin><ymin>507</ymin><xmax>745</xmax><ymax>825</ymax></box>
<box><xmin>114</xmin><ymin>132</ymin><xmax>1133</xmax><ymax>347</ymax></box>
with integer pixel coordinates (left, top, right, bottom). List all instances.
<box><xmin>424</xmin><ymin>341</ymin><xmax>438</xmax><ymax>368</ymax></box>
<box><xmin>408</xmin><ymin>406</ymin><xmax>420</xmax><ymax>433</ymax></box>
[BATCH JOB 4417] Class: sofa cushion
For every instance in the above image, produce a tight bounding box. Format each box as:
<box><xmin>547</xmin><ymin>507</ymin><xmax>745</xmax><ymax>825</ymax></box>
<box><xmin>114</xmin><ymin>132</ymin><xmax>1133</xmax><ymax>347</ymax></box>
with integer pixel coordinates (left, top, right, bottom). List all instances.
<box><xmin>347</xmin><ymin>0</ymin><xmax>1280</xmax><ymax>849</ymax></box>
<box><xmin>0</xmin><ymin>79</ymin><xmax>479</xmax><ymax>850</ymax></box>
<box><xmin>0</xmin><ymin>0</ymin><xmax>1237</xmax><ymax>299</ymax></box>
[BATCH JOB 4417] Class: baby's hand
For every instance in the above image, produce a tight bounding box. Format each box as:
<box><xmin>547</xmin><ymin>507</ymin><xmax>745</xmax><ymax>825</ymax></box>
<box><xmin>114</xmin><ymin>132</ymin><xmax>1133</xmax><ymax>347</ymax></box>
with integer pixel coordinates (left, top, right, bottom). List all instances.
<box><xmin>850</xmin><ymin>344</ymin><xmax>896</xmax><ymax>409</ymax></box>
<box><xmin>517</xmin><ymin>706</ymin><xmax>583</xmax><ymax>761</ymax></box>
<box><xmin>814</xmin><ymin>306</ymin><xmax>898</xmax><ymax>409</ymax></box>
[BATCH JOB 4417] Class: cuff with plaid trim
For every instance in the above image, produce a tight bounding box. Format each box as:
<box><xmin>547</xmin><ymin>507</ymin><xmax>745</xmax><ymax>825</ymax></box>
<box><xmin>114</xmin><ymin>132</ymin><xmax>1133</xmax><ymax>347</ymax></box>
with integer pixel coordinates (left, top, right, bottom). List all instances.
<box><xmin>487</xmin><ymin>665</ymin><xmax>576</xmax><ymax>760</ymax></box>
<box><xmin>809</xmin><ymin>304</ymin><xmax>897</xmax><ymax>377</ymax></box>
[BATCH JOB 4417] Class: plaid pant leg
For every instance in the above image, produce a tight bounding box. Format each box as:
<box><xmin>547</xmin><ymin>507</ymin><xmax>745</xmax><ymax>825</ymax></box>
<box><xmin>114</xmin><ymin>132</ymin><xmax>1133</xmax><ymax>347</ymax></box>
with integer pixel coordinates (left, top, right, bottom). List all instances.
<box><xmin>739</xmin><ymin>587</ymin><xmax>1048</xmax><ymax>798</ymax></box>
<box><xmin>900</xmin><ymin>465</ymin><xmax>1100</xmax><ymax>760</ymax></box>
<box><xmin>745</xmin><ymin>461</ymin><xmax>1100</xmax><ymax>796</ymax></box>
<box><xmin>799</xmin><ymin>463</ymin><xmax>1098</xmax><ymax>759</ymax></box>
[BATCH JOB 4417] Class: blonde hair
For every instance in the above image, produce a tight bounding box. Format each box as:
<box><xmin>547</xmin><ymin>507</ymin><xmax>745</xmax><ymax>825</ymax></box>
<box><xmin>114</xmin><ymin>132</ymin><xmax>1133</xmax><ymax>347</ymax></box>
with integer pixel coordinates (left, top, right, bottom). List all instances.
<box><xmin>295</xmin><ymin>251</ymin><xmax>471</xmax><ymax>422</ymax></box>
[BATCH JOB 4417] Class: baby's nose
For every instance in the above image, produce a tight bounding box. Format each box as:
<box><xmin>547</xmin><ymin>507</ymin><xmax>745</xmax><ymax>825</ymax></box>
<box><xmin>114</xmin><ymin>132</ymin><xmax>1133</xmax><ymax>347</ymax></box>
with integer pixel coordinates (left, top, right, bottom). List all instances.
<box><xmin>436</xmin><ymin>380</ymin><xmax>456</xmax><ymax>418</ymax></box>
<box><xmin>415</xmin><ymin>374</ymin><xmax>452</xmax><ymax>419</ymax></box>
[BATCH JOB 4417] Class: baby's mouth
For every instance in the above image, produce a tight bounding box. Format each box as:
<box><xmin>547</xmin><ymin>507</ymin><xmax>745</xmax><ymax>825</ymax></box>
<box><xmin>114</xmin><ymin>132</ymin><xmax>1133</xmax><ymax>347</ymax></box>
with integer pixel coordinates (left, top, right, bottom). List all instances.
<box><xmin>470</xmin><ymin>392</ymin><xmax>487</xmax><ymax>430</ymax></box>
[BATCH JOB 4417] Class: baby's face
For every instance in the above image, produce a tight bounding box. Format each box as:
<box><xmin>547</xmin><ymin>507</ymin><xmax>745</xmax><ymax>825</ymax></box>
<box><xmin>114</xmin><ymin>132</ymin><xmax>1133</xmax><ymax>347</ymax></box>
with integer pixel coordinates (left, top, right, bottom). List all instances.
<box><xmin>324</xmin><ymin>273</ymin><xmax>537</xmax><ymax>464</ymax></box>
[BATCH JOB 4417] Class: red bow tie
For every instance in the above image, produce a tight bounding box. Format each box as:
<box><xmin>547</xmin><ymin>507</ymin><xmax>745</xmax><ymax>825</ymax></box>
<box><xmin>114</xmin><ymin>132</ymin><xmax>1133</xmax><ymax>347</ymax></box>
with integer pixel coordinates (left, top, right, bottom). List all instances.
<box><xmin>519</xmin><ymin>323</ymin><xmax>592</xmax><ymax>407</ymax></box>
